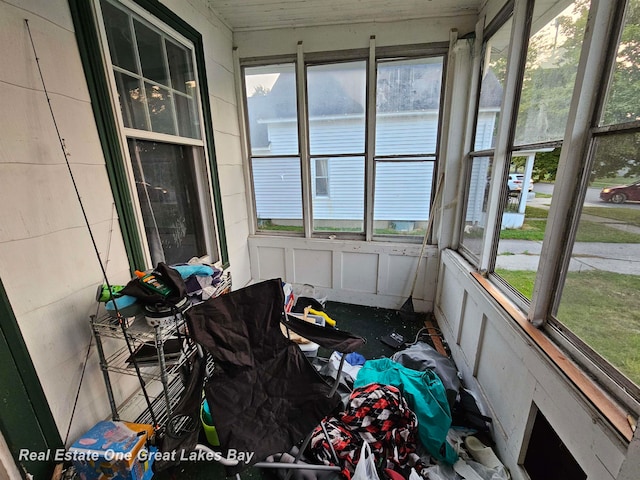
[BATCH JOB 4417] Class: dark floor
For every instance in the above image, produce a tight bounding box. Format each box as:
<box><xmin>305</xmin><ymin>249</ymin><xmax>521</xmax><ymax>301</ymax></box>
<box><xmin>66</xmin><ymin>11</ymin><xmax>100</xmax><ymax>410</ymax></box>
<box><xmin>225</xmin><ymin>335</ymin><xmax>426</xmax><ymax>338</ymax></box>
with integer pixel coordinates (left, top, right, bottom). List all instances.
<box><xmin>154</xmin><ymin>301</ymin><xmax>430</xmax><ymax>480</ymax></box>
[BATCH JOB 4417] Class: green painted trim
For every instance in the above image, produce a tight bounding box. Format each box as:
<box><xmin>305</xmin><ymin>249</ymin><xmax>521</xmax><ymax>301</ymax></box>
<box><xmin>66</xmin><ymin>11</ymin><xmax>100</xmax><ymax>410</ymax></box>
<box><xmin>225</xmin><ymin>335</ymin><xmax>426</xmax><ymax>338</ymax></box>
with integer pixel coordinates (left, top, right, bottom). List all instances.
<box><xmin>69</xmin><ymin>0</ymin><xmax>147</xmax><ymax>272</ymax></box>
<box><xmin>131</xmin><ymin>0</ymin><xmax>230</xmax><ymax>266</ymax></box>
<box><xmin>70</xmin><ymin>0</ymin><xmax>229</xmax><ymax>268</ymax></box>
<box><xmin>0</xmin><ymin>278</ymin><xmax>62</xmax><ymax>478</ymax></box>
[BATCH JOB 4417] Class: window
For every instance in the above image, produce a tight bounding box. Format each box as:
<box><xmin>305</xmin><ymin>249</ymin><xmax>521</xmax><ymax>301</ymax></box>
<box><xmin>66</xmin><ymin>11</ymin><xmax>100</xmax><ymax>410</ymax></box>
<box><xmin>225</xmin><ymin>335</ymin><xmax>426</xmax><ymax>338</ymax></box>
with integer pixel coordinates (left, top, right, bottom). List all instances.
<box><xmin>89</xmin><ymin>0</ymin><xmax>224</xmax><ymax>267</ymax></box>
<box><xmin>242</xmin><ymin>49</ymin><xmax>446</xmax><ymax>240</ymax></box>
<box><xmin>459</xmin><ymin>0</ymin><xmax>640</xmax><ymax>417</ymax></box>
<box><xmin>460</xmin><ymin>14</ymin><xmax>511</xmax><ymax>259</ymax></box>
<box><xmin>308</xmin><ymin>61</ymin><xmax>366</xmax><ymax>233</ymax></box>
<box><xmin>553</xmin><ymin>1</ymin><xmax>640</xmax><ymax>391</ymax></box>
<box><xmin>374</xmin><ymin>57</ymin><xmax>443</xmax><ymax>236</ymax></box>
<box><xmin>244</xmin><ymin>63</ymin><xmax>303</xmax><ymax>233</ymax></box>
<box><xmin>496</xmin><ymin>0</ymin><xmax>587</xmax><ymax>298</ymax></box>
<box><xmin>314</xmin><ymin>159</ymin><xmax>329</xmax><ymax>197</ymax></box>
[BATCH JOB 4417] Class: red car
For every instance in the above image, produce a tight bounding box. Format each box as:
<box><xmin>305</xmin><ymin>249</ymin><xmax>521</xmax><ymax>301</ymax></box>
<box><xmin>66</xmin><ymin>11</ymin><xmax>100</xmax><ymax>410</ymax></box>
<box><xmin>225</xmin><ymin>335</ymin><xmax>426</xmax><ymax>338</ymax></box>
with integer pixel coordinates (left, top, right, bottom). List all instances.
<box><xmin>600</xmin><ymin>180</ymin><xmax>640</xmax><ymax>204</ymax></box>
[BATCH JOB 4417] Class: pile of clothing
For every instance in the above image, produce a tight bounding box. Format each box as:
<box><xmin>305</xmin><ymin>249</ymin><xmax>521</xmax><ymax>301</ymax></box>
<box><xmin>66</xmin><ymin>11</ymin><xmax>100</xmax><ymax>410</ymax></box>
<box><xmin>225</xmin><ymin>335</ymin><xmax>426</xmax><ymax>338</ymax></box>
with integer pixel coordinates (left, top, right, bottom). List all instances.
<box><xmin>302</xmin><ymin>338</ymin><xmax>508</xmax><ymax>480</ymax></box>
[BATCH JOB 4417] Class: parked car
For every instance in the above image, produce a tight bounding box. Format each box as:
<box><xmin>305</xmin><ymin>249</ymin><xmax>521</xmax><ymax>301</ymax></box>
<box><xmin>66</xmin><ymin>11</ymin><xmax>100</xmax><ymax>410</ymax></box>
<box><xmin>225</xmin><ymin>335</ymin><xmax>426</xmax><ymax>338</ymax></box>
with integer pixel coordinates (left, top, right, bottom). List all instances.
<box><xmin>507</xmin><ymin>173</ymin><xmax>534</xmax><ymax>193</ymax></box>
<box><xmin>599</xmin><ymin>180</ymin><xmax>640</xmax><ymax>204</ymax></box>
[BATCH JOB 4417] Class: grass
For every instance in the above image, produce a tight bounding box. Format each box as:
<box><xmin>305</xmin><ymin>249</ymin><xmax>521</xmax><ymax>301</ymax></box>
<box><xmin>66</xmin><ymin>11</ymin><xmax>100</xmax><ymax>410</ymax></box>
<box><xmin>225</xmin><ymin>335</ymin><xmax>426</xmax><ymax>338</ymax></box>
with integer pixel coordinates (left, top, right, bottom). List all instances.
<box><xmin>496</xmin><ymin>269</ymin><xmax>640</xmax><ymax>385</ymax></box>
<box><xmin>590</xmin><ymin>176</ymin><xmax>635</xmax><ymax>189</ymax></box>
<box><xmin>582</xmin><ymin>206</ymin><xmax>640</xmax><ymax>227</ymax></box>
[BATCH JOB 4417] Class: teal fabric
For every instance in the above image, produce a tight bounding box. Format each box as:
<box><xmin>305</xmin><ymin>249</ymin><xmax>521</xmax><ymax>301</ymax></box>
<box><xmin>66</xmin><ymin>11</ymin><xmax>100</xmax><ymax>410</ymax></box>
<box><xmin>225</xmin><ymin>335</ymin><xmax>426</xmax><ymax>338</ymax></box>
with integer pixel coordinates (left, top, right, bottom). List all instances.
<box><xmin>354</xmin><ymin>358</ymin><xmax>458</xmax><ymax>465</ymax></box>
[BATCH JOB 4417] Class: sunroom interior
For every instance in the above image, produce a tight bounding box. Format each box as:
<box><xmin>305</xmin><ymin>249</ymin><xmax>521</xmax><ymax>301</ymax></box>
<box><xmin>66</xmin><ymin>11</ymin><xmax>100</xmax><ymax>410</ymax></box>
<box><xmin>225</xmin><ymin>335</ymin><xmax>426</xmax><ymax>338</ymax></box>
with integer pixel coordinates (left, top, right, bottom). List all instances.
<box><xmin>1</xmin><ymin>0</ymin><xmax>639</xmax><ymax>479</ymax></box>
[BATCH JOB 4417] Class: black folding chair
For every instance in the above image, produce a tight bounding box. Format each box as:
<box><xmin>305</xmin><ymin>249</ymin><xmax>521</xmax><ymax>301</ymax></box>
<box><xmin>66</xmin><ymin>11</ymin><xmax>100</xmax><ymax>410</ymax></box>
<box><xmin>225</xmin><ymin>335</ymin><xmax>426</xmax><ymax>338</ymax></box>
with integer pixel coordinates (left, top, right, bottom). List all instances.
<box><xmin>156</xmin><ymin>278</ymin><xmax>365</xmax><ymax>478</ymax></box>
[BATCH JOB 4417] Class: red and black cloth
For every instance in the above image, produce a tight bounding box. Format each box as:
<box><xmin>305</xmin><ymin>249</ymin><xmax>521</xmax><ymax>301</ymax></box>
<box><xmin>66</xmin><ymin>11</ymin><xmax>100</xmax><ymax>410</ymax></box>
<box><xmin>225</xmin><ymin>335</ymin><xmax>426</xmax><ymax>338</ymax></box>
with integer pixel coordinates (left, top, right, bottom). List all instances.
<box><xmin>306</xmin><ymin>383</ymin><xmax>424</xmax><ymax>479</ymax></box>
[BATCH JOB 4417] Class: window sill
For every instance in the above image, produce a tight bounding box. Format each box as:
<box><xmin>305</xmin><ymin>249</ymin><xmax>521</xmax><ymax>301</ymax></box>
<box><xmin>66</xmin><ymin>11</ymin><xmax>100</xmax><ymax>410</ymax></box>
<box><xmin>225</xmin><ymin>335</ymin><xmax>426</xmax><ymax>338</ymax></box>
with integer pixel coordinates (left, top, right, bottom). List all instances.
<box><xmin>471</xmin><ymin>271</ymin><xmax>635</xmax><ymax>442</ymax></box>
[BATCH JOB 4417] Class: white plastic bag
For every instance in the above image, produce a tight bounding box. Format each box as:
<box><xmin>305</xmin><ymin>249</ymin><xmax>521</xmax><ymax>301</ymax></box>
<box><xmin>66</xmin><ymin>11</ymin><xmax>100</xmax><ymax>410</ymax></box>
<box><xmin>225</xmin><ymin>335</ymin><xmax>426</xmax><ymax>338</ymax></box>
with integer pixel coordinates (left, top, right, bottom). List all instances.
<box><xmin>352</xmin><ymin>442</ymin><xmax>380</xmax><ymax>480</ymax></box>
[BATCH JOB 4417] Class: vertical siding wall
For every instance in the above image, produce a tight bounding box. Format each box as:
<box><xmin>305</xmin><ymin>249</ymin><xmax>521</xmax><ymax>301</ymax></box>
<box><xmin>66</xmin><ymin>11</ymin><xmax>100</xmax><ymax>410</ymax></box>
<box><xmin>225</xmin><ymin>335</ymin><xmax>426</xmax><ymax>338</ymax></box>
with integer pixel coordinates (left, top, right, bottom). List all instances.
<box><xmin>436</xmin><ymin>250</ymin><xmax>628</xmax><ymax>480</ymax></box>
<box><xmin>0</xmin><ymin>0</ymin><xmax>250</xmax><ymax>448</ymax></box>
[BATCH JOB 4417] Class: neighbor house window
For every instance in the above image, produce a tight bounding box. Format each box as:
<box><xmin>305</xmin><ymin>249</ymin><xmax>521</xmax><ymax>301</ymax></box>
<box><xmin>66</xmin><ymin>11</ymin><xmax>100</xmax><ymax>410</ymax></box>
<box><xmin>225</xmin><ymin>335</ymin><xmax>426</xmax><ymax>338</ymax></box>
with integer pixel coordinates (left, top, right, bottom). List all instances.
<box><xmin>314</xmin><ymin>159</ymin><xmax>329</xmax><ymax>197</ymax></box>
<box><xmin>95</xmin><ymin>0</ymin><xmax>222</xmax><ymax>266</ymax></box>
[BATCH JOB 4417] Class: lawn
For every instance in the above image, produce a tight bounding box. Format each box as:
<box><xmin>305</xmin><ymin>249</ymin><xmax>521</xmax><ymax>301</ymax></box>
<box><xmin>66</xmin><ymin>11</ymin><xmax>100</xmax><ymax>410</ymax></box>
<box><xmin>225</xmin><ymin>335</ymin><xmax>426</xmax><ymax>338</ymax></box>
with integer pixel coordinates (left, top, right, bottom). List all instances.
<box><xmin>496</xmin><ymin>269</ymin><xmax>640</xmax><ymax>385</ymax></box>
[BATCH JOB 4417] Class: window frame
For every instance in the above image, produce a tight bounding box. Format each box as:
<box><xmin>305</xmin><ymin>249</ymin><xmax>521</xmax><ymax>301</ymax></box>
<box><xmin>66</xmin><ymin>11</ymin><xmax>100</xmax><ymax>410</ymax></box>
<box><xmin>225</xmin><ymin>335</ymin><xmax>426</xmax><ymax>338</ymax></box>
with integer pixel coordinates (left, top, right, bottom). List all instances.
<box><xmin>240</xmin><ymin>43</ymin><xmax>448</xmax><ymax>243</ymax></box>
<box><xmin>458</xmin><ymin>0</ymin><xmax>640</xmax><ymax>428</ymax></box>
<box><xmin>69</xmin><ymin>0</ymin><xmax>228</xmax><ymax>270</ymax></box>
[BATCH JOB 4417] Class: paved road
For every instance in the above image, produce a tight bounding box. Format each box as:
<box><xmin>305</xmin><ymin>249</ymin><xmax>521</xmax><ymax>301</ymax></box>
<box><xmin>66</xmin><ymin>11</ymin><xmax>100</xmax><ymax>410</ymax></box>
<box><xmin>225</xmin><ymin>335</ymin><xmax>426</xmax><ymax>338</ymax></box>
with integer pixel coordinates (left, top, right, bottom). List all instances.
<box><xmin>534</xmin><ymin>182</ymin><xmax>640</xmax><ymax>209</ymax></box>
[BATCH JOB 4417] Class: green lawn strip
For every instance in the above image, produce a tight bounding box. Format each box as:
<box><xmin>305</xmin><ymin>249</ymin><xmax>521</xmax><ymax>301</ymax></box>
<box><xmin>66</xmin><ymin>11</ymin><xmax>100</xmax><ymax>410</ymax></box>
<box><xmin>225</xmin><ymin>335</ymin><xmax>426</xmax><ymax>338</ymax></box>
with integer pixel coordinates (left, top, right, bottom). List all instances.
<box><xmin>575</xmin><ymin>221</ymin><xmax>640</xmax><ymax>242</ymax></box>
<box><xmin>590</xmin><ymin>176</ymin><xmax>635</xmax><ymax>189</ymax></box>
<box><xmin>495</xmin><ymin>269</ymin><xmax>640</xmax><ymax>385</ymax></box>
<box><xmin>581</xmin><ymin>206</ymin><xmax>640</xmax><ymax>227</ymax></box>
<box><xmin>499</xmin><ymin>217</ymin><xmax>640</xmax><ymax>243</ymax></box>
<box><xmin>499</xmin><ymin>220</ymin><xmax>547</xmax><ymax>241</ymax></box>
<box><xmin>525</xmin><ymin>206</ymin><xmax>549</xmax><ymax>219</ymax></box>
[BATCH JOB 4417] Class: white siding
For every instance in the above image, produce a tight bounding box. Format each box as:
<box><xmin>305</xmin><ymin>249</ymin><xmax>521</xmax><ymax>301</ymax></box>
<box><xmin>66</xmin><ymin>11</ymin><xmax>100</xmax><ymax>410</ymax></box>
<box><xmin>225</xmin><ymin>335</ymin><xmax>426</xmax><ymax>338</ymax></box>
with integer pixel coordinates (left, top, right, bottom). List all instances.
<box><xmin>374</xmin><ymin>162</ymin><xmax>434</xmax><ymax>220</ymax></box>
<box><xmin>253</xmin><ymin>157</ymin><xmax>303</xmax><ymax>219</ymax></box>
<box><xmin>375</xmin><ymin>113</ymin><xmax>439</xmax><ymax>155</ymax></box>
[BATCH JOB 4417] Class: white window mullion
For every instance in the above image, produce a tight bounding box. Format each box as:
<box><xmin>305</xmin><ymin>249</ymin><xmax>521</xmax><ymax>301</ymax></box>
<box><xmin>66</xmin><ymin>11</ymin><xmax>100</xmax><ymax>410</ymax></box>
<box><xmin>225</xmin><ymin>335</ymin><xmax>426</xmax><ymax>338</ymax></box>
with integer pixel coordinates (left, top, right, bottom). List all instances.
<box><xmin>297</xmin><ymin>42</ymin><xmax>312</xmax><ymax>238</ymax></box>
<box><xmin>365</xmin><ymin>36</ymin><xmax>377</xmax><ymax>242</ymax></box>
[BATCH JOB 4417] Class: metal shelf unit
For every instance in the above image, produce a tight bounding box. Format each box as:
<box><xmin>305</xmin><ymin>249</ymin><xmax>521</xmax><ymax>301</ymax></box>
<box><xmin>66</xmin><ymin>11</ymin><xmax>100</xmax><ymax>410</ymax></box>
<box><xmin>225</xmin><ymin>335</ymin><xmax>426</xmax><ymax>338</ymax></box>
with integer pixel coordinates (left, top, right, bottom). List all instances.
<box><xmin>90</xmin><ymin>272</ymin><xmax>230</xmax><ymax>429</ymax></box>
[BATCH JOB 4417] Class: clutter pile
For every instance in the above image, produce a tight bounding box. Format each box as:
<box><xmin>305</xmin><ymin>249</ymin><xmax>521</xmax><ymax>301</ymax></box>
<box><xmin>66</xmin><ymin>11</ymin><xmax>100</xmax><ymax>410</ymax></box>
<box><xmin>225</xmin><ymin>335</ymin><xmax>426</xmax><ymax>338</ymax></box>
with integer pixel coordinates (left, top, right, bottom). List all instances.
<box><xmin>96</xmin><ymin>259</ymin><xmax>229</xmax><ymax>328</ymax></box>
<box><xmin>275</xmin><ymin>282</ymin><xmax>509</xmax><ymax>480</ymax></box>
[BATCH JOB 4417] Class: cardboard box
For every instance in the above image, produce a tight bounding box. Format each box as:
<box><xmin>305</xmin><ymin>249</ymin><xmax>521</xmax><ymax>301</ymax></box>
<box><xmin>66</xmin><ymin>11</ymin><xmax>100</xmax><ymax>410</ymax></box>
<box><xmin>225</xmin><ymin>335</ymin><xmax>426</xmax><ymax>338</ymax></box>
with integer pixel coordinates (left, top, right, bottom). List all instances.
<box><xmin>69</xmin><ymin>421</ymin><xmax>155</xmax><ymax>480</ymax></box>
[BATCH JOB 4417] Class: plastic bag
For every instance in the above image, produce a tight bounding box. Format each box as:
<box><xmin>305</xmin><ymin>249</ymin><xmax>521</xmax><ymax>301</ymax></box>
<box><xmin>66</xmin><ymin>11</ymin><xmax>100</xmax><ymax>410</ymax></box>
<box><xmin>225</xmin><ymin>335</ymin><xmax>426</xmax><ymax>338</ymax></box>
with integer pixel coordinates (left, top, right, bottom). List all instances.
<box><xmin>352</xmin><ymin>442</ymin><xmax>380</xmax><ymax>480</ymax></box>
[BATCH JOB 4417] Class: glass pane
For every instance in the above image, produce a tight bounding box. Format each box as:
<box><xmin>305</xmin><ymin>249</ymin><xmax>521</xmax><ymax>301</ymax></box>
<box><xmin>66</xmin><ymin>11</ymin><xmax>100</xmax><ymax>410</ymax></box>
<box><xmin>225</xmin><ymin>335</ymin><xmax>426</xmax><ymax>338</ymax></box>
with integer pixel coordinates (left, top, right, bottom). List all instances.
<box><xmin>514</xmin><ymin>1</ymin><xmax>588</xmax><ymax>145</ymax></box>
<box><xmin>556</xmin><ymin>131</ymin><xmax>640</xmax><ymax>385</ymax></box>
<box><xmin>146</xmin><ymin>83</ymin><xmax>176</xmax><ymax>135</ymax></box>
<box><xmin>376</xmin><ymin>57</ymin><xmax>443</xmax><ymax>155</ymax></box>
<box><xmin>100</xmin><ymin>0</ymin><xmax>138</xmax><ymax>74</ymax></box>
<box><xmin>601</xmin><ymin>0</ymin><xmax>640</xmax><ymax>125</ymax></box>
<box><xmin>315</xmin><ymin>159</ymin><xmax>329</xmax><ymax>197</ymax></box>
<box><xmin>245</xmin><ymin>64</ymin><xmax>298</xmax><ymax>155</ymax></box>
<box><xmin>473</xmin><ymin>18</ymin><xmax>512</xmax><ymax>151</ymax></box>
<box><xmin>312</xmin><ymin>156</ymin><xmax>364</xmax><ymax>232</ymax></box>
<box><xmin>373</xmin><ymin>160</ymin><xmax>434</xmax><ymax>236</ymax></box>
<box><xmin>128</xmin><ymin>139</ymin><xmax>211</xmax><ymax>265</ymax></box>
<box><xmin>252</xmin><ymin>157</ymin><xmax>303</xmax><ymax>232</ymax></box>
<box><xmin>495</xmin><ymin>151</ymin><xmax>557</xmax><ymax>298</ymax></box>
<box><xmin>114</xmin><ymin>71</ymin><xmax>148</xmax><ymax>130</ymax></box>
<box><xmin>166</xmin><ymin>40</ymin><xmax>195</xmax><ymax>94</ymax></box>
<box><xmin>175</xmin><ymin>93</ymin><xmax>200</xmax><ymax>139</ymax></box>
<box><xmin>460</xmin><ymin>157</ymin><xmax>493</xmax><ymax>260</ymax></box>
<box><xmin>134</xmin><ymin>19</ymin><xmax>169</xmax><ymax>86</ymax></box>
<box><xmin>308</xmin><ymin>62</ymin><xmax>366</xmax><ymax>155</ymax></box>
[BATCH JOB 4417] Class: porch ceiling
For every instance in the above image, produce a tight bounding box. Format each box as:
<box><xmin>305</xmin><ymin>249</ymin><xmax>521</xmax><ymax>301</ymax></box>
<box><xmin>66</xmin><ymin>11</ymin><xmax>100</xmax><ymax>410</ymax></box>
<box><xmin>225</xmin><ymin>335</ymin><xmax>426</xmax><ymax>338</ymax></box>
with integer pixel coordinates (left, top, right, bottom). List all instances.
<box><xmin>207</xmin><ymin>0</ymin><xmax>484</xmax><ymax>31</ymax></box>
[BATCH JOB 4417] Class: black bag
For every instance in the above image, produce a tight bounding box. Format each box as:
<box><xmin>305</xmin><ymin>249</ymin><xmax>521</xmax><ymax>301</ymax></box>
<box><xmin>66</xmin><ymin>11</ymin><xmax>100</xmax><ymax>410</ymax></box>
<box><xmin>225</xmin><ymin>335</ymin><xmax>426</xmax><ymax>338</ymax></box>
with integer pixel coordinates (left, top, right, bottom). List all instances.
<box><xmin>121</xmin><ymin>263</ymin><xmax>187</xmax><ymax>308</ymax></box>
<box><xmin>451</xmin><ymin>388</ymin><xmax>492</xmax><ymax>434</ymax></box>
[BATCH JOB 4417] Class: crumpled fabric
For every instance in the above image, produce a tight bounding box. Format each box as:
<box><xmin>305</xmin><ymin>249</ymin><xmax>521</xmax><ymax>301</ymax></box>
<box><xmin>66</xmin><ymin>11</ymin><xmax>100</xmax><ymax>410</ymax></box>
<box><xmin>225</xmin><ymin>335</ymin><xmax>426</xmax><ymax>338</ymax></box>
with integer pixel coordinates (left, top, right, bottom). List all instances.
<box><xmin>355</xmin><ymin>358</ymin><xmax>458</xmax><ymax>465</ymax></box>
<box><xmin>306</xmin><ymin>383</ymin><xmax>425</xmax><ymax>479</ymax></box>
